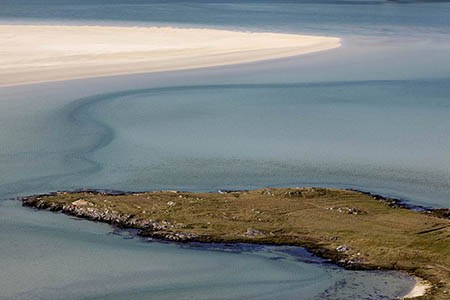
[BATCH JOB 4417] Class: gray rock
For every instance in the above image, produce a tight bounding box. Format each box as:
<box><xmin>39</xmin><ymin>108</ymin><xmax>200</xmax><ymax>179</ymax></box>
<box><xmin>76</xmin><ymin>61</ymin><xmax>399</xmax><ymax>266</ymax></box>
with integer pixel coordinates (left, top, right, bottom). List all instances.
<box><xmin>336</xmin><ymin>245</ymin><xmax>352</xmax><ymax>252</ymax></box>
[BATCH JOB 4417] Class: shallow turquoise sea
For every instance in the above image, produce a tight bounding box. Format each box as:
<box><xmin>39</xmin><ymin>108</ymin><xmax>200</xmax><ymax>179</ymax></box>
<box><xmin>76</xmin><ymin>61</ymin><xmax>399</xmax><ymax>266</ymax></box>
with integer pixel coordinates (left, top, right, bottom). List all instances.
<box><xmin>0</xmin><ymin>0</ymin><xmax>449</xmax><ymax>299</ymax></box>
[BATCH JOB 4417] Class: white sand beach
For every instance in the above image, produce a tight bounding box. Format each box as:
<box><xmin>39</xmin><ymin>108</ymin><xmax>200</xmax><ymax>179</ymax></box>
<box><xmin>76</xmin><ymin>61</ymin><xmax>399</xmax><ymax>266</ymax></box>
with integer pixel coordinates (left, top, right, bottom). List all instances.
<box><xmin>0</xmin><ymin>25</ymin><xmax>341</xmax><ymax>87</ymax></box>
<box><xmin>402</xmin><ymin>277</ymin><xmax>431</xmax><ymax>299</ymax></box>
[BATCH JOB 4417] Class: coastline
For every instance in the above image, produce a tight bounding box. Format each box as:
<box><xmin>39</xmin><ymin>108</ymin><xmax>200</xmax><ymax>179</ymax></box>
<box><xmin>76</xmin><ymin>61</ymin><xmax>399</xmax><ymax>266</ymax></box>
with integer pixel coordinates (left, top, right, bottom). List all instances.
<box><xmin>402</xmin><ymin>277</ymin><xmax>432</xmax><ymax>299</ymax></box>
<box><xmin>0</xmin><ymin>25</ymin><xmax>341</xmax><ymax>87</ymax></box>
<box><xmin>21</xmin><ymin>187</ymin><xmax>449</xmax><ymax>299</ymax></box>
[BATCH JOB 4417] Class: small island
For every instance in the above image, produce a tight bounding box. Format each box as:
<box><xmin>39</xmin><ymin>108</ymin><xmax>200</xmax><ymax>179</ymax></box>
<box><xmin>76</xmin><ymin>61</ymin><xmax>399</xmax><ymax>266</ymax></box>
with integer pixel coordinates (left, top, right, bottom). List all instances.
<box><xmin>22</xmin><ymin>187</ymin><xmax>449</xmax><ymax>299</ymax></box>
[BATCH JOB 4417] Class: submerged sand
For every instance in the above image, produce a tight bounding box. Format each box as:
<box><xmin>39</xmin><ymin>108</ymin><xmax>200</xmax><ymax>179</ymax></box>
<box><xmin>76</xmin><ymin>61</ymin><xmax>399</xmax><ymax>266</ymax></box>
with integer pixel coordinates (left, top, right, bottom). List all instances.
<box><xmin>0</xmin><ymin>25</ymin><xmax>341</xmax><ymax>87</ymax></box>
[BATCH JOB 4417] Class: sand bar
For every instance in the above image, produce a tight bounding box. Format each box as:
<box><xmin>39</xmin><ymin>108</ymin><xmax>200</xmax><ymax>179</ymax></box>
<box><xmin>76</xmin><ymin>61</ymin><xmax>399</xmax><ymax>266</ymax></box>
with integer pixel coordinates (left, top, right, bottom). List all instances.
<box><xmin>0</xmin><ymin>25</ymin><xmax>341</xmax><ymax>87</ymax></box>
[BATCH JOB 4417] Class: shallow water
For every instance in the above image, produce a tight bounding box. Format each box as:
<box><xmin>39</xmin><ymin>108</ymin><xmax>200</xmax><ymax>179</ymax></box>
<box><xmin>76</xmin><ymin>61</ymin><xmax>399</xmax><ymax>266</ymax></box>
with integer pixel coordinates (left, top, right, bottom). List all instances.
<box><xmin>1</xmin><ymin>0</ymin><xmax>449</xmax><ymax>299</ymax></box>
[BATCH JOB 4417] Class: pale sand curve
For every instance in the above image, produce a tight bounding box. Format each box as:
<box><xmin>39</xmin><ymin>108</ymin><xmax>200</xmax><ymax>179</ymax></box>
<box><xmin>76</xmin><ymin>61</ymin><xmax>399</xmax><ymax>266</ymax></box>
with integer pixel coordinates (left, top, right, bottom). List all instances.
<box><xmin>401</xmin><ymin>277</ymin><xmax>432</xmax><ymax>299</ymax></box>
<box><xmin>0</xmin><ymin>25</ymin><xmax>341</xmax><ymax>87</ymax></box>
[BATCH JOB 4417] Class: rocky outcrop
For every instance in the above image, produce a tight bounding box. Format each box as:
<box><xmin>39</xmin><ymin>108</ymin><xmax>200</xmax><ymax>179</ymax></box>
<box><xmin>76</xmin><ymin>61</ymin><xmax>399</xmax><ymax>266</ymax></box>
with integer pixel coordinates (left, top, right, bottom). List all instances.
<box><xmin>336</xmin><ymin>245</ymin><xmax>351</xmax><ymax>252</ymax></box>
<box><xmin>347</xmin><ymin>189</ymin><xmax>450</xmax><ymax>219</ymax></box>
<box><xmin>146</xmin><ymin>231</ymin><xmax>199</xmax><ymax>242</ymax></box>
<box><xmin>23</xmin><ymin>195</ymin><xmax>173</xmax><ymax>231</ymax></box>
<box><xmin>242</xmin><ymin>227</ymin><xmax>266</xmax><ymax>237</ymax></box>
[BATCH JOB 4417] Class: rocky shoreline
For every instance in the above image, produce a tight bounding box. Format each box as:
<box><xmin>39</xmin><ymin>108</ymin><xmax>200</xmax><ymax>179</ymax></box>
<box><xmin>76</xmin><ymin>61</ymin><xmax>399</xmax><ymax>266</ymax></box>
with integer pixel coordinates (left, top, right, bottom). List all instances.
<box><xmin>346</xmin><ymin>189</ymin><xmax>450</xmax><ymax>219</ymax></box>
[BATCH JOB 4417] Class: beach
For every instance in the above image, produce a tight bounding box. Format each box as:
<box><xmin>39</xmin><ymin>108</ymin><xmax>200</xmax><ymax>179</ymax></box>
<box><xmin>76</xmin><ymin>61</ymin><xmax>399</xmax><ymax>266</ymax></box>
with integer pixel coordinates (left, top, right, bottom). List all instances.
<box><xmin>0</xmin><ymin>25</ymin><xmax>340</xmax><ymax>87</ymax></box>
<box><xmin>402</xmin><ymin>278</ymin><xmax>432</xmax><ymax>299</ymax></box>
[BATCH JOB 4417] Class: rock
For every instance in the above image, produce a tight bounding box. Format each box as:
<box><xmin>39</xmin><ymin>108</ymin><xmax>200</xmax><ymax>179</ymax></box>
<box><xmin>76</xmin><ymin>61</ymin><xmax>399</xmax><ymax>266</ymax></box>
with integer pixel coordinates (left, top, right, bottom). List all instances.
<box><xmin>147</xmin><ymin>231</ymin><xmax>199</xmax><ymax>242</ymax></box>
<box><xmin>167</xmin><ymin>201</ymin><xmax>176</xmax><ymax>206</ymax></box>
<box><xmin>71</xmin><ymin>200</ymin><xmax>89</xmax><ymax>206</ymax></box>
<box><xmin>329</xmin><ymin>206</ymin><xmax>367</xmax><ymax>215</ymax></box>
<box><xmin>285</xmin><ymin>191</ymin><xmax>303</xmax><ymax>197</ymax></box>
<box><xmin>428</xmin><ymin>208</ymin><xmax>450</xmax><ymax>219</ymax></box>
<box><xmin>261</xmin><ymin>190</ymin><xmax>274</xmax><ymax>196</ymax></box>
<box><xmin>244</xmin><ymin>227</ymin><xmax>265</xmax><ymax>237</ymax></box>
<box><xmin>336</xmin><ymin>245</ymin><xmax>351</xmax><ymax>252</ymax></box>
<box><xmin>337</xmin><ymin>257</ymin><xmax>364</xmax><ymax>269</ymax></box>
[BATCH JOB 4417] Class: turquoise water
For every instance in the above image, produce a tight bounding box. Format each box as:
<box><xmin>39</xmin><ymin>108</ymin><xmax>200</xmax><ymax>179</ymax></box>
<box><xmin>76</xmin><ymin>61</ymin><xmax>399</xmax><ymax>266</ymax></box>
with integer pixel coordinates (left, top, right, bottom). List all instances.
<box><xmin>1</xmin><ymin>0</ymin><xmax>450</xmax><ymax>299</ymax></box>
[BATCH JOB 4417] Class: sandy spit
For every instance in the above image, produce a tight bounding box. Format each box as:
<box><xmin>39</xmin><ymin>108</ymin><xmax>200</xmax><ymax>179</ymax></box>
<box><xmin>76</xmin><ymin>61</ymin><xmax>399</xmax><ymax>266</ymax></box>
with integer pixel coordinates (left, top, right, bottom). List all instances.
<box><xmin>0</xmin><ymin>25</ymin><xmax>341</xmax><ymax>87</ymax></box>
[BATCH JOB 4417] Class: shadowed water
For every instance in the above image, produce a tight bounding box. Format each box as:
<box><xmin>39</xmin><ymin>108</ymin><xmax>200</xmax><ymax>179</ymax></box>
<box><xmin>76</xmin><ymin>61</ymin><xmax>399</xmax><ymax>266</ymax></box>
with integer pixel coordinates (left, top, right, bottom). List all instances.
<box><xmin>1</xmin><ymin>0</ymin><xmax>449</xmax><ymax>299</ymax></box>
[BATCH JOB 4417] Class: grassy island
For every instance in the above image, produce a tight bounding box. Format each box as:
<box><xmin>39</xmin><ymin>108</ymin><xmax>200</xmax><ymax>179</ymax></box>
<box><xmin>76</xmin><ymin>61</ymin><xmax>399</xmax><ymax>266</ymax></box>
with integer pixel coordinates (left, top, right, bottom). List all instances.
<box><xmin>22</xmin><ymin>187</ymin><xmax>449</xmax><ymax>299</ymax></box>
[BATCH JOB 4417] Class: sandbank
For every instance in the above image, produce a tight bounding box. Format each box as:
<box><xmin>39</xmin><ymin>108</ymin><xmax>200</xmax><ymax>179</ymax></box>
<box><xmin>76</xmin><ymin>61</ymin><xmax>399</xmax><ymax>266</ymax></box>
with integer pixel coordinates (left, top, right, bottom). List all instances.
<box><xmin>0</xmin><ymin>25</ymin><xmax>341</xmax><ymax>87</ymax></box>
